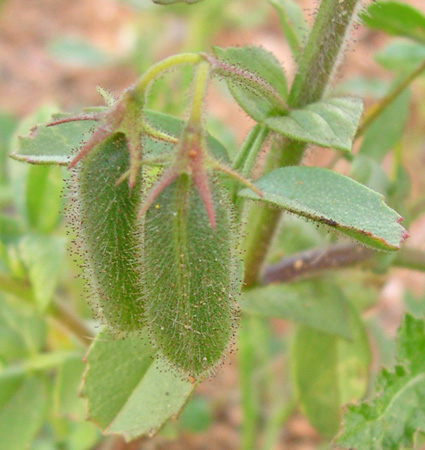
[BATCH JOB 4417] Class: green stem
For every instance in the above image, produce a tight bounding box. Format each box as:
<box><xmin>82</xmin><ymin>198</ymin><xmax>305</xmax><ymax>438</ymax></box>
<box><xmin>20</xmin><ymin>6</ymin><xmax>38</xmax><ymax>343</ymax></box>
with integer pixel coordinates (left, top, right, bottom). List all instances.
<box><xmin>394</xmin><ymin>246</ymin><xmax>425</xmax><ymax>272</ymax></box>
<box><xmin>242</xmin><ymin>126</ymin><xmax>270</xmax><ymax>178</ymax></box>
<box><xmin>188</xmin><ymin>61</ymin><xmax>210</xmax><ymax>126</ymax></box>
<box><xmin>233</xmin><ymin>124</ymin><xmax>263</xmax><ymax>171</ymax></box>
<box><xmin>142</xmin><ymin>121</ymin><xmax>179</xmax><ymax>144</ymax></box>
<box><xmin>356</xmin><ymin>58</ymin><xmax>425</xmax><ymax>138</ymax></box>
<box><xmin>289</xmin><ymin>0</ymin><xmax>360</xmax><ymax>108</ymax></box>
<box><xmin>261</xmin><ymin>398</ymin><xmax>296</xmax><ymax>450</ymax></box>
<box><xmin>132</xmin><ymin>53</ymin><xmax>203</xmax><ymax>101</ymax></box>
<box><xmin>243</xmin><ymin>0</ymin><xmax>360</xmax><ymax>286</ymax></box>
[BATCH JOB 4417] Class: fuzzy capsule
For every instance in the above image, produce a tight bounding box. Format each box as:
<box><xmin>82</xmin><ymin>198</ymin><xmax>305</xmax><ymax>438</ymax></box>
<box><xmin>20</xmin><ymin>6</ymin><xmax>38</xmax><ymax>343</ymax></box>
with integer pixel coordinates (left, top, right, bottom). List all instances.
<box><xmin>76</xmin><ymin>133</ymin><xmax>144</xmax><ymax>331</ymax></box>
<box><xmin>142</xmin><ymin>174</ymin><xmax>239</xmax><ymax>377</ymax></box>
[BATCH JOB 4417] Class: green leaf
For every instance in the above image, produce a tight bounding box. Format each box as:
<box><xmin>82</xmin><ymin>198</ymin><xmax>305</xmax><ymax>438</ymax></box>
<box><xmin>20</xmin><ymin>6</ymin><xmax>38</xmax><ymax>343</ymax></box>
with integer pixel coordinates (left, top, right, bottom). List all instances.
<box><xmin>241</xmin><ymin>280</ymin><xmax>352</xmax><ymax>339</ymax></box>
<box><xmin>47</xmin><ymin>37</ymin><xmax>111</xmax><ymax>68</ymax></box>
<box><xmin>212</xmin><ymin>45</ymin><xmax>288</xmax><ymax>121</ymax></box>
<box><xmin>54</xmin><ymin>354</ymin><xmax>86</xmax><ymax>419</ymax></box>
<box><xmin>375</xmin><ymin>41</ymin><xmax>425</xmax><ymax>72</ymax></box>
<box><xmin>269</xmin><ymin>0</ymin><xmax>309</xmax><ymax>58</ymax></box>
<box><xmin>81</xmin><ymin>329</ymin><xmax>195</xmax><ymax>441</ymax></box>
<box><xmin>292</xmin><ymin>301</ymin><xmax>370</xmax><ymax>438</ymax></box>
<box><xmin>26</xmin><ymin>165</ymin><xmax>63</xmax><ymax>233</ymax></box>
<box><xmin>11</xmin><ymin>110</ymin><xmax>228</xmax><ymax>165</ymax></box>
<box><xmin>239</xmin><ymin>166</ymin><xmax>407</xmax><ymax>250</ymax></box>
<box><xmin>0</xmin><ymin>372</ymin><xmax>48</xmax><ymax>450</ymax></box>
<box><xmin>362</xmin><ymin>1</ymin><xmax>425</xmax><ymax>44</ymax></box>
<box><xmin>336</xmin><ymin>314</ymin><xmax>425</xmax><ymax>449</ymax></box>
<box><xmin>0</xmin><ymin>296</ymin><xmax>47</xmax><ymax>361</ymax></box>
<box><xmin>19</xmin><ymin>234</ymin><xmax>65</xmax><ymax>310</ymax></box>
<box><xmin>264</xmin><ymin>97</ymin><xmax>363</xmax><ymax>152</ymax></box>
<box><xmin>359</xmin><ymin>87</ymin><xmax>410</xmax><ymax>162</ymax></box>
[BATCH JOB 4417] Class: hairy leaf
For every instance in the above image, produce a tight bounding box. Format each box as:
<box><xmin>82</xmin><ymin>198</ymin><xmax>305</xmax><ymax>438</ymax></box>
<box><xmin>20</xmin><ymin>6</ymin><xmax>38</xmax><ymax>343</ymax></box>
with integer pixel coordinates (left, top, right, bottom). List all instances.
<box><xmin>11</xmin><ymin>110</ymin><xmax>228</xmax><ymax>165</ymax></box>
<box><xmin>212</xmin><ymin>45</ymin><xmax>288</xmax><ymax>121</ymax></box>
<box><xmin>264</xmin><ymin>97</ymin><xmax>363</xmax><ymax>152</ymax></box>
<box><xmin>239</xmin><ymin>166</ymin><xmax>407</xmax><ymax>250</ymax></box>
<box><xmin>81</xmin><ymin>329</ymin><xmax>195</xmax><ymax>441</ymax></box>
<box><xmin>336</xmin><ymin>314</ymin><xmax>425</xmax><ymax>449</ymax></box>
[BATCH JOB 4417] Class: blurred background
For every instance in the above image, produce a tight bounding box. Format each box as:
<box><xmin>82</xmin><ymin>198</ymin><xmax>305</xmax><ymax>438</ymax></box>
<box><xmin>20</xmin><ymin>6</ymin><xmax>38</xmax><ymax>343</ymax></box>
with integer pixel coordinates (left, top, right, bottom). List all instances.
<box><xmin>2</xmin><ymin>0</ymin><xmax>425</xmax><ymax>449</ymax></box>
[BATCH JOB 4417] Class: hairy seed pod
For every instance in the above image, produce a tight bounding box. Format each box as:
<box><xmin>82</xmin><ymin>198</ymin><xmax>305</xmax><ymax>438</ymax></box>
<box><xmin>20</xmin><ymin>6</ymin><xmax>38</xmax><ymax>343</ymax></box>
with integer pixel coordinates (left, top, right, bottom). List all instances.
<box><xmin>142</xmin><ymin>174</ymin><xmax>239</xmax><ymax>377</ymax></box>
<box><xmin>76</xmin><ymin>133</ymin><xmax>144</xmax><ymax>331</ymax></box>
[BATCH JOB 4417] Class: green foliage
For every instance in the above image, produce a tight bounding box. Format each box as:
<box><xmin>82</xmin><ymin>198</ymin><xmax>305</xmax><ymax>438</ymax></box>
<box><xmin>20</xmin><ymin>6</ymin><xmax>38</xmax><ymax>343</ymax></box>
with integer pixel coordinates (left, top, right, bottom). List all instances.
<box><xmin>269</xmin><ymin>0</ymin><xmax>309</xmax><ymax>58</ymax></box>
<box><xmin>292</xmin><ymin>301</ymin><xmax>370</xmax><ymax>438</ymax></box>
<box><xmin>0</xmin><ymin>372</ymin><xmax>49</xmax><ymax>450</ymax></box>
<box><xmin>359</xmin><ymin>87</ymin><xmax>410</xmax><ymax>162</ymax></box>
<box><xmin>264</xmin><ymin>97</ymin><xmax>363</xmax><ymax>152</ymax></box>
<box><xmin>76</xmin><ymin>134</ymin><xmax>144</xmax><ymax>331</ymax></box>
<box><xmin>12</xmin><ymin>109</ymin><xmax>228</xmax><ymax>165</ymax></box>
<box><xmin>81</xmin><ymin>328</ymin><xmax>195</xmax><ymax>441</ymax></box>
<box><xmin>337</xmin><ymin>315</ymin><xmax>425</xmax><ymax>450</ymax></box>
<box><xmin>142</xmin><ymin>175</ymin><xmax>238</xmax><ymax>376</ymax></box>
<box><xmin>239</xmin><ymin>166</ymin><xmax>407</xmax><ymax>250</ymax></box>
<box><xmin>212</xmin><ymin>45</ymin><xmax>288</xmax><ymax>121</ymax></box>
<box><xmin>241</xmin><ymin>280</ymin><xmax>352</xmax><ymax>338</ymax></box>
<box><xmin>3</xmin><ymin>0</ymin><xmax>425</xmax><ymax>447</ymax></box>
<box><xmin>362</xmin><ymin>1</ymin><xmax>425</xmax><ymax>44</ymax></box>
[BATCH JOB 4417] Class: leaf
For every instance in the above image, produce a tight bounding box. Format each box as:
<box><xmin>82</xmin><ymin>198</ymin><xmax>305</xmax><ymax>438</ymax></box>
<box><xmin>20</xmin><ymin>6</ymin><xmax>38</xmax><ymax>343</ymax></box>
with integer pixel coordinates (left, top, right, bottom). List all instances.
<box><xmin>375</xmin><ymin>41</ymin><xmax>425</xmax><ymax>72</ymax></box>
<box><xmin>26</xmin><ymin>165</ymin><xmax>63</xmax><ymax>233</ymax></box>
<box><xmin>336</xmin><ymin>314</ymin><xmax>425</xmax><ymax>449</ymax></box>
<box><xmin>81</xmin><ymin>329</ymin><xmax>195</xmax><ymax>441</ymax></box>
<box><xmin>264</xmin><ymin>97</ymin><xmax>363</xmax><ymax>152</ymax></box>
<box><xmin>11</xmin><ymin>109</ymin><xmax>228</xmax><ymax>165</ymax></box>
<box><xmin>239</xmin><ymin>166</ymin><xmax>407</xmax><ymax>251</ymax></box>
<box><xmin>212</xmin><ymin>45</ymin><xmax>288</xmax><ymax>121</ymax></box>
<box><xmin>269</xmin><ymin>0</ymin><xmax>309</xmax><ymax>58</ymax></box>
<box><xmin>54</xmin><ymin>354</ymin><xmax>86</xmax><ymax>419</ymax></box>
<box><xmin>241</xmin><ymin>280</ymin><xmax>352</xmax><ymax>339</ymax></box>
<box><xmin>19</xmin><ymin>234</ymin><xmax>65</xmax><ymax>310</ymax></box>
<box><xmin>0</xmin><ymin>296</ymin><xmax>47</xmax><ymax>361</ymax></box>
<box><xmin>47</xmin><ymin>37</ymin><xmax>111</xmax><ymax>68</ymax></box>
<box><xmin>292</xmin><ymin>301</ymin><xmax>370</xmax><ymax>438</ymax></box>
<box><xmin>362</xmin><ymin>1</ymin><xmax>425</xmax><ymax>44</ymax></box>
<box><xmin>0</xmin><ymin>372</ymin><xmax>48</xmax><ymax>450</ymax></box>
<box><xmin>359</xmin><ymin>87</ymin><xmax>410</xmax><ymax>162</ymax></box>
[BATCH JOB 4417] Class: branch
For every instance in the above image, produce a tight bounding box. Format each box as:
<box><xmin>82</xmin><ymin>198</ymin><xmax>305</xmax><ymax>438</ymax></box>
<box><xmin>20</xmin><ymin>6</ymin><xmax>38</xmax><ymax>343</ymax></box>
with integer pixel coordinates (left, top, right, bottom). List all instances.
<box><xmin>261</xmin><ymin>244</ymin><xmax>425</xmax><ymax>285</ymax></box>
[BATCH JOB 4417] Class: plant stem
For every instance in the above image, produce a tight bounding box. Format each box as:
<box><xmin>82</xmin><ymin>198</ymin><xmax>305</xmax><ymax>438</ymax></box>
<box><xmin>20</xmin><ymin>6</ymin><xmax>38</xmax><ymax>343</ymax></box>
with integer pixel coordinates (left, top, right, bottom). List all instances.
<box><xmin>132</xmin><ymin>53</ymin><xmax>203</xmax><ymax>101</ymax></box>
<box><xmin>289</xmin><ymin>0</ymin><xmax>360</xmax><ymax>108</ymax></box>
<box><xmin>356</xmin><ymin>58</ymin><xmax>425</xmax><ymax>138</ymax></box>
<box><xmin>261</xmin><ymin>244</ymin><xmax>425</xmax><ymax>285</ymax></box>
<box><xmin>243</xmin><ymin>0</ymin><xmax>361</xmax><ymax>286</ymax></box>
<box><xmin>233</xmin><ymin>124</ymin><xmax>263</xmax><ymax>171</ymax></box>
<box><xmin>188</xmin><ymin>61</ymin><xmax>210</xmax><ymax>126</ymax></box>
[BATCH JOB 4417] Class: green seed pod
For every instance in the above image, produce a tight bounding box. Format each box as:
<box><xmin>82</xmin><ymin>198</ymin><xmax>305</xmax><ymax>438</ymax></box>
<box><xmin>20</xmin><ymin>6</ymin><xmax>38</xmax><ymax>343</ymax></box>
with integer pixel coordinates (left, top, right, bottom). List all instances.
<box><xmin>142</xmin><ymin>174</ymin><xmax>239</xmax><ymax>377</ymax></box>
<box><xmin>75</xmin><ymin>133</ymin><xmax>144</xmax><ymax>331</ymax></box>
